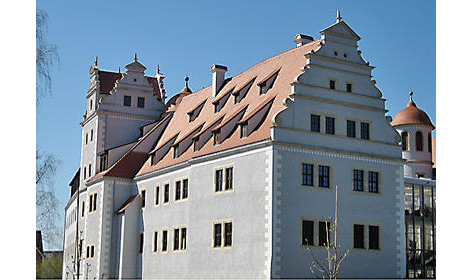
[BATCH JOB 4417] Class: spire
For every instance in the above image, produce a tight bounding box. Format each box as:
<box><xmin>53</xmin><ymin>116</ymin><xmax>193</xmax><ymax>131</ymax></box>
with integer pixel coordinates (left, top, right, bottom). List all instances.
<box><xmin>336</xmin><ymin>10</ymin><xmax>342</xmax><ymax>23</ymax></box>
<box><xmin>179</xmin><ymin>76</ymin><xmax>192</xmax><ymax>94</ymax></box>
<box><xmin>134</xmin><ymin>53</ymin><xmax>137</xmax><ymax>62</ymax></box>
<box><xmin>409</xmin><ymin>91</ymin><xmax>414</xmax><ymax>102</ymax></box>
<box><xmin>185</xmin><ymin>76</ymin><xmax>189</xmax><ymax>88</ymax></box>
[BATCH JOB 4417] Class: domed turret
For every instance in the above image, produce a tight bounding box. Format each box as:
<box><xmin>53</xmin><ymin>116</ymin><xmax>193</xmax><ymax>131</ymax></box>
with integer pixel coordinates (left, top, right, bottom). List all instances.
<box><xmin>392</xmin><ymin>92</ymin><xmax>435</xmax><ymax>179</ymax></box>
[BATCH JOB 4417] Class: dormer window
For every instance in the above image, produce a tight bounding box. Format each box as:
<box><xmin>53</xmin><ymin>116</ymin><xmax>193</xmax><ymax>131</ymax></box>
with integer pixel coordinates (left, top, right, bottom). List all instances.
<box><xmin>214</xmin><ymin>103</ymin><xmax>219</xmax><ymax>113</ymax></box>
<box><xmin>193</xmin><ymin>137</ymin><xmax>199</xmax><ymax>152</ymax></box>
<box><xmin>188</xmin><ymin>112</ymin><xmax>194</xmax><ymax>122</ymax></box>
<box><xmin>234</xmin><ymin>93</ymin><xmax>239</xmax><ymax>104</ymax></box>
<box><xmin>240</xmin><ymin>123</ymin><xmax>248</xmax><ymax>139</ymax></box>
<box><xmin>258</xmin><ymin>70</ymin><xmax>279</xmax><ymax>95</ymax></box>
<box><xmin>213</xmin><ymin>130</ymin><xmax>221</xmax><ymax>145</ymax></box>
<box><xmin>329</xmin><ymin>80</ymin><xmax>336</xmax><ymax>90</ymax></box>
<box><xmin>259</xmin><ymin>81</ymin><xmax>267</xmax><ymax>95</ymax></box>
<box><xmin>173</xmin><ymin>145</ymin><xmax>179</xmax><ymax>159</ymax></box>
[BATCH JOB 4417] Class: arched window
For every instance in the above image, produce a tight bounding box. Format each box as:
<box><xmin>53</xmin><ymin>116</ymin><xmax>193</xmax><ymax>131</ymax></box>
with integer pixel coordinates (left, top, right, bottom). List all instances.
<box><xmin>401</xmin><ymin>131</ymin><xmax>408</xmax><ymax>151</ymax></box>
<box><xmin>416</xmin><ymin>131</ymin><xmax>423</xmax><ymax>151</ymax></box>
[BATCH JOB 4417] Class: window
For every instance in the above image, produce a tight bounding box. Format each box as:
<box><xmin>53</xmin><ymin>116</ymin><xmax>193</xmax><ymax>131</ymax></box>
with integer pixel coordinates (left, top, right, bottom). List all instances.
<box><xmin>193</xmin><ymin>137</ymin><xmax>199</xmax><ymax>152</ymax></box>
<box><xmin>99</xmin><ymin>154</ymin><xmax>108</xmax><ymax>172</ymax></box>
<box><xmin>139</xmin><ymin>233</ymin><xmax>144</xmax><ymax>253</ymax></box>
<box><xmin>347</xmin><ymin>120</ymin><xmax>356</xmax><ymax>138</ymax></box>
<box><xmin>213</xmin><ymin>223</ymin><xmax>222</xmax><ymax>247</ymax></box>
<box><xmin>89</xmin><ymin>193</ymin><xmax>97</xmax><ymax>212</ymax></box>
<box><xmin>354</xmin><ymin>224</ymin><xmax>364</xmax><ymax>249</ymax></box>
<box><xmin>83</xmin><ymin>167</ymin><xmax>87</xmax><ymax>180</ymax></box>
<box><xmin>137</xmin><ymin>97</ymin><xmax>145</xmax><ymax>108</ymax></box>
<box><xmin>141</xmin><ymin>189</ymin><xmax>146</xmax><ymax>208</ymax></box>
<box><xmin>175</xmin><ymin>181</ymin><xmax>181</xmax><ymax>201</ymax></box>
<box><xmin>225</xmin><ymin>168</ymin><xmax>233</xmax><ymax>190</ymax></box>
<box><xmin>90</xmin><ymin>129</ymin><xmax>93</xmax><ymax>142</ymax></box>
<box><xmin>153</xmin><ymin>231</ymin><xmax>158</xmax><ymax>252</ymax></box>
<box><xmin>224</xmin><ymin>222</ymin><xmax>232</xmax><ymax>247</ymax></box>
<box><xmin>85</xmin><ymin>133</ymin><xmax>88</xmax><ymax>145</ymax></box>
<box><xmin>361</xmin><ymin>122</ymin><xmax>370</xmax><ymax>140</ymax></box>
<box><xmin>416</xmin><ymin>131</ymin><xmax>423</xmax><ymax>151</ymax></box>
<box><xmin>215</xmin><ymin>169</ymin><xmax>223</xmax><ymax>192</ymax></box>
<box><xmin>173</xmin><ymin>145</ymin><xmax>179</xmax><ymax>159</ymax></box>
<box><xmin>214</xmin><ymin>103</ymin><xmax>219</xmax><ymax>113</ymax></box>
<box><xmin>326</xmin><ymin>117</ymin><xmax>335</xmax><ymax>135</ymax></box>
<box><xmin>369</xmin><ymin>225</ymin><xmax>379</xmax><ymax>250</ymax></box>
<box><xmin>318</xmin><ymin>165</ymin><xmax>330</xmax><ymax>188</ymax></box>
<box><xmin>173</xmin><ymin>228</ymin><xmax>180</xmax><ymax>251</ymax></box>
<box><xmin>302</xmin><ymin>220</ymin><xmax>314</xmax><ymax>245</ymax></box>
<box><xmin>89</xmin><ymin>99</ymin><xmax>93</xmax><ymax>111</ymax></box>
<box><xmin>310</xmin><ymin>114</ymin><xmax>320</xmax><ymax>132</ymax></box>
<box><xmin>259</xmin><ymin>81</ymin><xmax>267</xmax><ymax>95</ymax></box>
<box><xmin>428</xmin><ymin>133</ymin><xmax>432</xmax><ymax>153</ymax></box>
<box><xmin>124</xmin><ymin>95</ymin><xmax>131</xmax><ymax>106</ymax></box>
<box><xmin>181</xmin><ymin>228</ymin><xmax>187</xmax><ymax>250</ymax></box>
<box><xmin>368</xmin><ymin>171</ymin><xmax>379</xmax><ymax>193</ymax></box>
<box><xmin>240</xmin><ymin>123</ymin><xmax>248</xmax><ymax>139</ymax></box>
<box><xmin>81</xmin><ymin>201</ymin><xmax>85</xmax><ymax>217</ymax></box>
<box><xmin>401</xmin><ymin>131</ymin><xmax>408</xmax><ymax>151</ymax></box>
<box><xmin>346</xmin><ymin>83</ymin><xmax>352</xmax><ymax>93</ymax></box>
<box><xmin>182</xmin><ymin>179</ymin><xmax>188</xmax><ymax>199</ymax></box>
<box><xmin>213</xmin><ymin>131</ymin><xmax>221</xmax><ymax>145</ymax></box>
<box><xmin>234</xmin><ymin>93</ymin><xmax>239</xmax><ymax>104</ymax></box>
<box><xmin>162</xmin><ymin>230</ymin><xmax>168</xmax><ymax>252</ymax></box>
<box><xmin>86</xmin><ymin>246</ymin><xmax>90</xmax><ymax>258</ymax></box>
<box><xmin>155</xmin><ymin>186</ymin><xmax>159</xmax><ymax>205</ymax></box>
<box><xmin>353</xmin><ymin>169</ymin><xmax>364</xmax><ymax>191</ymax></box>
<box><xmin>88</xmin><ymin>164</ymin><xmax>91</xmax><ymax>177</ymax></box>
<box><xmin>319</xmin><ymin>221</ymin><xmax>330</xmax><ymax>246</ymax></box>
<box><xmin>164</xmin><ymin>184</ymin><xmax>169</xmax><ymax>203</ymax></box>
<box><xmin>90</xmin><ymin>245</ymin><xmax>95</xmax><ymax>258</ymax></box>
<box><xmin>302</xmin><ymin>163</ymin><xmax>314</xmax><ymax>186</ymax></box>
<box><xmin>329</xmin><ymin>80</ymin><xmax>336</xmax><ymax>90</ymax></box>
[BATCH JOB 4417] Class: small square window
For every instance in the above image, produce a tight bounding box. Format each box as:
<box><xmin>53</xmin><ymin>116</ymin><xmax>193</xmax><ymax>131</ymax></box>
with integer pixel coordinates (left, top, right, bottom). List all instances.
<box><xmin>137</xmin><ymin>97</ymin><xmax>145</xmax><ymax>108</ymax></box>
<box><xmin>346</xmin><ymin>83</ymin><xmax>352</xmax><ymax>93</ymax></box>
<box><xmin>213</xmin><ymin>131</ymin><xmax>221</xmax><ymax>145</ymax></box>
<box><xmin>329</xmin><ymin>80</ymin><xmax>336</xmax><ymax>90</ymax></box>
<box><xmin>173</xmin><ymin>145</ymin><xmax>179</xmax><ymax>159</ymax></box>
<box><xmin>214</xmin><ymin>103</ymin><xmax>219</xmax><ymax>113</ymax></box>
<box><xmin>124</xmin><ymin>95</ymin><xmax>131</xmax><ymax>107</ymax></box>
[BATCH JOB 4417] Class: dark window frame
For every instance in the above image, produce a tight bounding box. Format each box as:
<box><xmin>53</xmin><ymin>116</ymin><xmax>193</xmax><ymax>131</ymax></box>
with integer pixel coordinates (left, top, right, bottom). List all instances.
<box><xmin>213</xmin><ymin>223</ymin><xmax>222</xmax><ymax>248</ymax></box>
<box><xmin>347</xmin><ymin>120</ymin><xmax>356</xmax><ymax>138</ymax></box>
<box><xmin>353</xmin><ymin>169</ymin><xmax>364</xmax><ymax>191</ymax></box>
<box><xmin>329</xmin><ymin>80</ymin><xmax>336</xmax><ymax>90</ymax></box>
<box><xmin>318</xmin><ymin>165</ymin><xmax>330</xmax><ymax>188</ymax></box>
<box><xmin>369</xmin><ymin>225</ymin><xmax>380</xmax><ymax>250</ymax></box>
<box><xmin>302</xmin><ymin>163</ymin><xmax>314</xmax><ymax>186</ymax></box>
<box><xmin>319</xmin><ymin>221</ymin><xmax>331</xmax><ymax>246</ymax></box>
<box><xmin>225</xmin><ymin>167</ymin><xmax>233</xmax><ymax>190</ymax></box>
<box><xmin>215</xmin><ymin>169</ymin><xmax>223</xmax><ymax>192</ymax></box>
<box><xmin>164</xmin><ymin>184</ymin><xmax>169</xmax><ymax>203</ymax></box>
<box><xmin>310</xmin><ymin>114</ymin><xmax>320</xmax><ymax>132</ymax></box>
<box><xmin>368</xmin><ymin>171</ymin><xmax>379</xmax><ymax>193</ymax></box>
<box><xmin>182</xmin><ymin>179</ymin><xmax>188</xmax><ymax>199</ymax></box>
<box><xmin>224</xmin><ymin>222</ymin><xmax>232</xmax><ymax>247</ymax></box>
<box><xmin>123</xmin><ymin>95</ymin><xmax>131</xmax><ymax>107</ymax></box>
<box><xmin>346</xmin><ymin>83</ymin><xmax>352</xmax><ymax>93</ymax></box>
<box><xmin>354</xmin><ymin>224</ymin><xmax>364</xmax><ymax>249</ymax></box>
<box><xmin>162</xmin><ymin>230</ymin><xmax>168</xmax><ymax>252</ymax></box>
<box><xmin>141</xmin><ymin>189</ymin><xmax>146</xmax><ymax>208</ymax></box>
<box><xmin>416</xmin><ymin>131</ymin><xmax>423</xmax><ymax>151</ymax></box>
<box><xmin>175</xmin><ymin>180</ymin><xmax>181</xmax><ymax>201</ymax></box>
<box><xmin>401</xmin><ymin>131</ymin><xmax>408</xmax><ymax>151</ymax></box>
<box><xmin>361</xmin><ymin>122</ymin><xmax>370</xmax><ymax>140</ymax></box>
<box><xmin>326</xmin><ymin>117</ymin><xmax>335</xmax><ymax>135</ymax></box>
<box><xmin>137</xmin><ymin>97</ymin><xmax>145</xmax><ymax>108</ymax></box>
<box><xmin>302</xmin><ymin>220</ymin><xmax>314</xmax><ymax>245</ymax></box>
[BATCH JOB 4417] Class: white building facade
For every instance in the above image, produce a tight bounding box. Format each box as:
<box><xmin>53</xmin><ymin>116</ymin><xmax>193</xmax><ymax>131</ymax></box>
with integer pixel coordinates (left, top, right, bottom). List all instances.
<box><xmin>63</xmin><ymin>15</ymin><xmax>409</xmax><ymax>279</ymax></box>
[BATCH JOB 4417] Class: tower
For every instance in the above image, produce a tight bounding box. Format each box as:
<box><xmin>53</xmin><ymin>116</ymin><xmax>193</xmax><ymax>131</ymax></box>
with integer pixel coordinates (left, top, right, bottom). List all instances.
<box><xmin>392</xmin><ymin>92</ymin><xmax>435</xmax><ymax>179</ymax></box>
<box><xmin>79</xmin><ymin>55</ymin><xmax>166</xmax><ymax>189</ymax></box>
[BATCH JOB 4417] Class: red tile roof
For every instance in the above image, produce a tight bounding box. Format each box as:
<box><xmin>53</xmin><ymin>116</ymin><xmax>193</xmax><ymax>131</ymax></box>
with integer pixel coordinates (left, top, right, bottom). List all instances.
<box><xmin>392</xmin><ymin>100</ymin><xmax>434</xmax><ymax>129</ymax></box>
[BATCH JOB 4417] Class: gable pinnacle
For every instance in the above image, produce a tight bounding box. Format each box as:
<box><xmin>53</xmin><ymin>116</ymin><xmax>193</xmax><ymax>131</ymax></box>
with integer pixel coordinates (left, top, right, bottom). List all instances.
<box><xmin>94</xmin><ymin>56</ymin><xmax>98</xmax><ymax>67</ymax></box>
<box><xmin>134</xmin><ymin>53</ymin><xmax>137</xmax><ymax>62</ymax></box>
<box><xmin>185</xmin><ymin>76</ymin><xmax>189</xmax><ymax>87</ymax></box>
<box><xmin>336</xmin><ymin>10</ymin><xmax>342</xmax><ymax>23</ymax></box>
<box><xmin>409</xmin><ymin>91</ymin><xmax>414</xmax><ymax>102</ymax></box>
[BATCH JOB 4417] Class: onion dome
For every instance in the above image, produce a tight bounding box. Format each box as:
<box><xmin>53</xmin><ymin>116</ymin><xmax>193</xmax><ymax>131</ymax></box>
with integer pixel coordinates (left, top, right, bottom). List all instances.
<box><xmin>392</xmin><ymin>91</ymin><xmax>434</xmax><ymax>129</ymax></box>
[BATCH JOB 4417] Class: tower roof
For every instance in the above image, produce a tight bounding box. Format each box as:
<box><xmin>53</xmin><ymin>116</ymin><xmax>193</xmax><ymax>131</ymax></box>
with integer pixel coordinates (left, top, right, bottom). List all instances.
<box><xmin>392</xmin><ymin>92</ymin><xmax>434</xmax><ymax>129</ymax></box>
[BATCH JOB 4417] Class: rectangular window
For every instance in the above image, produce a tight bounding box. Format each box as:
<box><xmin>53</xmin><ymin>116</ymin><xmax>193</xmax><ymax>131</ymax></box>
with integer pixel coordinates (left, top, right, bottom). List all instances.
<box><xmin>193</xmin><ymin>137</ymin><xmax>199</xmax><ymax>152</ymax></box>
<box><xmin>310</xmin><ymin>114</ymin><xmax>320</xmax><ymax>132</ymax></box>
<box><xmin>224</xmin><ymin>222</ymin><xmax>232</xmax><ymax>247</ymax></box>
<box><xmin>81</xmin><ymin>201</ymin><xmax>85</xmax><ymax>217</ymax></box>
<box><xmin>141</xmin><ymin>189</ymin><xmax>146</xmax><ymax>208</ymax></box>
<box><xmin>319</xmin><ymin>221</ymin><xmax>331</xmax><ymax>246</ymax></box>
<box><xmin>326</xmin><ymin>117</ymin><xmax>335</xmax><ymax>135</ymax></box>
<box><xmin>347</xmin><ymin>120</ymin><xmax>356</xmax><ymax>138</ymax></box>
<box><xmin>302</xmin><ymin>220</ymin><xmax>314</xmax><ymax>245</ymax></box>
<box><xmin>214</xmin><ymin>103</ymin><xmax>219</xmax><ymax>113</ymax></box>
<box><xmin>354</xmin><ymin>224</ymin><xmax>364</xmax><ymax>249</ymax></box>
<box><xmin>124</xmin><ymin>95</ymin><xmax>131</xmax><ymax>107</ymax></box>
<box><xmin>90</xmin><ymin>129</ymin><xmax>93</xmax><ymax>142</ymax></box>
<box><xmin>368</xmin><ymin>171</ymin><xmax>379</xmax><ymax>193</ymax></box>
<box><xmin>181</xmin><ymin>228</ymin><xmax>187</xmax><ymax>250</ymax></box>
<box><xmin>213</xmin><ymin>131</ymin><xmax>220</xmax><ymax>145</ymax></box>
<box><xmin>155</xmin><ymin>186</ymin><xmax>159</xmax><ymax>205</ymax></box>
<box><xmin>173</xmin><ymin>145</ymin><xmax>179</xmax><ymax>159</ymax></box>
<box><xmin>329</xmin><ymin>80</ymin><xmax>336</xmax><ymax>90</ymax></box>
<box><xmin>164</xmin><ymin>184</ymin><xmax>169</xmax><ymax>203</ymax></box>
<box><xmin>346</xmin><ymin>83</ymin><xmax>352</xmax><ymax>93</ymax></box>
<box><xmin>318</xmin><ymin>165</ymin><xmax>330</xmax><ymax>188</ymax></box>
<box><xmin>225</xmin><ymin>167</ymin><xmax>233</xmax><ymax>190</ymax></box>
<box><xmin>302</xmin><ymin>163</ymin><xmax>314</xmax><ymax>186</ymax></box>
<box><xmin>90</xmin><ymin>245</ymin><xmax>94</xmax><ymax>258</ymax></box>
<box><xmin>153</xmin><ymin>231</ymin><xmax>158</xmax><ymax>252</ymax></box>
<box><xmin>89</xmin><ymin>194</ymin><xmax>93</xmax><ymax>212</ymax></box>
<box><xmin>93</xmin><ymin>193</ymin><xmax>97</xmax><ymax>211</ymax></box>
<box><xmin>215</xmin><ymin>169</ymin><xmax>223</xmax><ymax>192</ymax></box>
<box><xmin>86</xmin><ymin>246</ymin><xmax>90</xmax><ymax>258</ymax></box>
<box><xmin>83</xmin><ymin>167</ymin><xmax>87</xmax><ymax>180</ymax></box>
<box><xmin>175</xmin><ymin>181</ymin><xmax>181</xmax><ymax>201</ymax></box>
<box><xmin>259</xmin><ymin>82</ymin><xmax>267</xmax><ymax>95</ymax></box>
<box><xmin>240</xmin><ymin>123</ymin><xmax>248</xmax><ymax>138</ymax></box>
<box><xmin>213</xmin><ymin>223</ymin><xmax>222</xmax><ymax>247</ymax></box>
<box><xmin>182</xmin><ymin>179</ymin><xmax>188</xmax><ymax>199</ymax></box>
<box><xmin>88</xmin><ymin>164</ymin><xmax>92</xmax><ymax>177</ymax></box>
<box><xmin>85</xmin><ymin>133</ymin><xmax>88</xmax><ymax>145</ymax></box>
<box><xmin>137</xmin><ymin>97</ymin><xmax>145</xmax><ymax>108</ymax></box>
<box><xmin>369</xmin><ymin>225</ymin><xmax>380</xmax><ymax>250</ymax></box>
<box><xmin>99</xmin><ymin>154</ymin><xmax>108</xmax><ymax>172</ymax></box>
<box><xmin>361</xmin><ymin>122</ymin><xmax>370</xmax><ymax>140</ymax></box>
<box><xmin>89</xmin><ymin>100</ymin><xmax>93</xmax><ymax>111</ymax></box>
<box><xmin>139</xmin><ymin>233</ymin><xmax>144</xmax><ymax>253</ymax></box>
<box><xmin>173</xmin><ymin>228</ymin><xmax>180</xmax><ymax>251</ymax></box>
<box><xmin>353</xmin><ymin>169</ymin><xmax>364</xmax><ymax>191</ymax></box>
<box><xmin>162</xmin><ymin>230</ymin><xmax>168</xmax><ymax>252</ymax></box>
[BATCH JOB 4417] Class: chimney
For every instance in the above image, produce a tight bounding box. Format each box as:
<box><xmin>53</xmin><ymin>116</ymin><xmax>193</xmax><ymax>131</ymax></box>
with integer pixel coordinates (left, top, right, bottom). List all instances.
<box><xmin>210</xmin><ymin>64</ymin><xmax>228</xmax><ymax>98</ymax></box>
<box><xmin>294</xmin><ymin>34</ymin><xmax>314</xmax><ymax>47</ymax></box>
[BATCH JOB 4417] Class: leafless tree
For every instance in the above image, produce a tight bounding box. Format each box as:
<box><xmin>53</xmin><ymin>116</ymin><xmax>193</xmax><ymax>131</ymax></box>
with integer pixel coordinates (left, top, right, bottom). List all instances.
<box><xmin>306</xmin><ymin>186</ymin><xmax>350</xmax><ymax>279</ymax></box>
<box><xmin>36</xmin><ymin>8</ymin><xmax>59</xmax><ymax>102</ymax></box>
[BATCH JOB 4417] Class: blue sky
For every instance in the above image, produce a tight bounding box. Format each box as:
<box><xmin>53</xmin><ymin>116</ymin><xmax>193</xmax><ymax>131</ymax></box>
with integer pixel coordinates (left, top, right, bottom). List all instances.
<box><xmin>36</xmin><ymin>0</ymin><xmax>435</xmax><ymax>248</ymax></box>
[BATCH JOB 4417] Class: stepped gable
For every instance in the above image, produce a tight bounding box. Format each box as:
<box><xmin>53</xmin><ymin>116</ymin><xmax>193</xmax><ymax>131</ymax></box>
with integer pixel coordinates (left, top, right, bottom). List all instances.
<box><xmin>97</xmin><ymin>70</ymin><xmax>161</xmax><ymax>99</ymax></box>
<box><xmin>135</xmin><ymin>39</ymin><xmax>322</xmax><ymax>176</ymax></box>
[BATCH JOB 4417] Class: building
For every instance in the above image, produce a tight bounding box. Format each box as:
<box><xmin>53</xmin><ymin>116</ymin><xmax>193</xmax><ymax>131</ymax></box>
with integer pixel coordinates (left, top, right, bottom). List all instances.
<box><xmin>63</xmin><ymin>13</ymin><xmax>409</xmax><ymax>279</ymax></box>
<box><xmin>392</xmin><ymin>93</ymin><xmax>436</xmax><ymax>278</ymax></box>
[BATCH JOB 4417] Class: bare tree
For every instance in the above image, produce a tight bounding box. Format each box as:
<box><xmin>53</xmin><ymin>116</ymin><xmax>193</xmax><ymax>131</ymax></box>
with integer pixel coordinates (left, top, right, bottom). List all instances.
<box><xmin>306</xmin><ymin>186</ymin><xmax>350</xmax><ymax>279</ymax></box>
<box><xmin>36</xmin><ymin>8</ymin><xmax>59</xmax><ymax>102</ymax></box>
